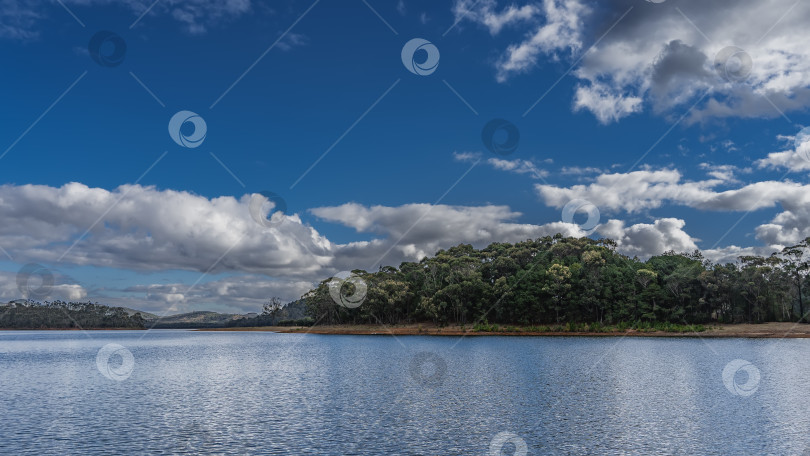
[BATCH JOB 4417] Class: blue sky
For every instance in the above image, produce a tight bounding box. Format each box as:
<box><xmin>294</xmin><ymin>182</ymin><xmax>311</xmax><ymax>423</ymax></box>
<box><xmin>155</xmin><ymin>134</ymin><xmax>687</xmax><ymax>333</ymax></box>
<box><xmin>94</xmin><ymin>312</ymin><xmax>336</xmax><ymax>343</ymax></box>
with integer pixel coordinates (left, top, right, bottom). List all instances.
<box><xmin>1</xmin><ymin>0</ymin><xmax>809</xmax><ymax>313</ymax></box>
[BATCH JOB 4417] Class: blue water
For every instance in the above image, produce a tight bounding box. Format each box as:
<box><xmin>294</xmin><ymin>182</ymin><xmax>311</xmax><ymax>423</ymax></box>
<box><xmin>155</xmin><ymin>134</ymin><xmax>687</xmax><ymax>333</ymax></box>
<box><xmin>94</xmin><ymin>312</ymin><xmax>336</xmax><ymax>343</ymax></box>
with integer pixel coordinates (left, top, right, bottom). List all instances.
<box><xmin>0</xmin><ymin>330</ymin><xmax>809</xmax><ymax>455</ymax></box>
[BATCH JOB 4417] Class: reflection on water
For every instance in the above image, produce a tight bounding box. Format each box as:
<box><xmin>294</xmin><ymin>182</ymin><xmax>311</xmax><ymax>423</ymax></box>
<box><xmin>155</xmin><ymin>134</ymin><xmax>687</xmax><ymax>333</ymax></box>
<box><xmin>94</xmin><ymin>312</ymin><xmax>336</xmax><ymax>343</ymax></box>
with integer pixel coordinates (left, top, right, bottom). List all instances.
<box><xmin>0</xmin><ymin>330</ymin><xmax>809</xmax><ymax>455</ymax></box>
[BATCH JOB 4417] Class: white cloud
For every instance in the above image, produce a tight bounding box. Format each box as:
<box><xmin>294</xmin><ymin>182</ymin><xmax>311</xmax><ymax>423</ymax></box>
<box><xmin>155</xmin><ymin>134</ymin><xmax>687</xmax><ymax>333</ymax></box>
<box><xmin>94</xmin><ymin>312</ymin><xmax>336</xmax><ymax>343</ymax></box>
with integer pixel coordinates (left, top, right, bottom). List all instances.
<box><xmin>573</xmin><ymin>82</ymin><xmax>643</xmax><ymax>124</ymax></box>
<box><xmin>457</xmin><ymin>0</ymin><xmax>810</xmax><ymax>123</ymax></box>
<box><xmin>0</xmin><ymin>182</ymin><xmax>595</xmax><ymax>309</ymax></box>
<box><xmin>756</xmin><ymin>150</ymin><xmax>810</xmax><ymax>172</ymax></box>
<box><xmin>498</xmin><ymin>0</ymin><xmax>587</xmax><ymax>82</ymax></box>
<box><xmin>0</xmin><ymin>182</ymin><xmax>587</xmax><ymax>292</ymax></box>
<box><xmin>701</xmin><ymin>245</ymin><xmax>780</xmax><ymax>265</ymax></box>
<box><xmin>0</xmin><ymin>269</ymin><xmax>87</xmax><ymax>302</ymax></box>
<box><xmin>452</xmin><ymin>0</ymin><xmax>539</xmax><ymax>35</ymax></box>
<box><xmin>533</xmin><ymin>168</ymin><xmax>810</xmax><ymax>214</ymax></box>
<box><xmin>560</xmin><ymin>166</ymin><xmax>604</xmax><ymax>175</ymax></box>
<box><xmin>756</xmin><ymin>132</ymin><xmax>810</xmax><ymax>172</ymax></box>
<box><xmin>596</xmin><ymin>218</ymin><xmax>698</xmax><ymax>260</ymax></box>
<box><xmin>535</xmin><ymin>169</ymin><xmax>715</xmax><ymax>213</ymax></box>
<box><xmin>755</xmin><ymin>197</ymin><xmax>810</xmax><ymax>246</ymax></box>
<box><xmin>534</xmin><ymin>164</ymin><xmax>810</xmax><ymax>250</ymax></box>
<box><xmin>311</xmin><ymin>202</ymin><xmax>585</xmax><ymax>265</ymax></box>
<box><xmin>452</xmin><ymin>151</ymin><xmax>481</xmax><ymax>162</ymax></box>
<box><xmin>0</xmin><ymin>182</ymin><xmax>333</xmax><ymax>278</ymax></box>
<box><xmin>698</xmin><ymin>163</ymin><xmax>749</xmax><ymax>184</ymax></box>
<box><xmin>489</xmin><ymin>158</ymin><xmax>548</xmax><ymax>178</ymax></box>
<box><xmin>453</xmin><ymin>151</ymin><xmax>548</xmax><ymax>179</ymax></box>
<box><xmin>0</xmin><ymin>180</ymin><xmax>800</xmax><ymax>310</ymax></box>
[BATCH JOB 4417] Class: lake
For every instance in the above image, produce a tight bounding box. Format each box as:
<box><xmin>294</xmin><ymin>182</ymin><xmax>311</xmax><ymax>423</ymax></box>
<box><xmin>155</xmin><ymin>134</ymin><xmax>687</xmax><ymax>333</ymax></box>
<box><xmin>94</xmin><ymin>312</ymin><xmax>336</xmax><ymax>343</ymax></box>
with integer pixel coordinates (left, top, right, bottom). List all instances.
<box><xmin>0</xmin><ymin>330</ymin><xmax>808</xmax><ymax>455</ymax></box>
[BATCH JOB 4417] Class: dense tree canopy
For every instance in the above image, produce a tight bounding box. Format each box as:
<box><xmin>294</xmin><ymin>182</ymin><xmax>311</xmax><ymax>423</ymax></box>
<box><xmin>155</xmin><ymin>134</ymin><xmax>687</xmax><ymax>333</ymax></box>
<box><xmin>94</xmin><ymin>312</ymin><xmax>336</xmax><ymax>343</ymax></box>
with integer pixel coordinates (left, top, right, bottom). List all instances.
<box><xmin>0</xmin><ymin>300</ymin><xmax>146</xmax><ymax>329</ymax></box>
<box><xmin>303</xmin><ymin>235</ymin><xmax>810</xmax><ymax>326</ymax></box>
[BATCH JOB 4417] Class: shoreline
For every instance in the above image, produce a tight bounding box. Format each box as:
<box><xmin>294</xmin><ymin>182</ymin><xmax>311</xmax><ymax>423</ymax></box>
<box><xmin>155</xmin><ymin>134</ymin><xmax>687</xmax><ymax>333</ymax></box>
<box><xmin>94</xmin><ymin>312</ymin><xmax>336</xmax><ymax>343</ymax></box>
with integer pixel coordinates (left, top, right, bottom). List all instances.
<box><xmin>199</xmin><ymin>322</ymin><xmax>810</xmax><ymax>338</ymax></box>
<box><xmin>0</xmin><ymin>327</ymin><xmax>144</xmax><ymax>331</ymax></box>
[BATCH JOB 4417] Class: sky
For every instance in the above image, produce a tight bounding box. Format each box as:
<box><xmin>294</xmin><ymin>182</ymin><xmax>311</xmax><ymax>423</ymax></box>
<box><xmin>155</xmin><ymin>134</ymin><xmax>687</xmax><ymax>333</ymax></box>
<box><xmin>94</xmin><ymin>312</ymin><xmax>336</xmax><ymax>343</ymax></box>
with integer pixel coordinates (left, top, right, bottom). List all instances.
<box><xmin>1</xmin><ymin>0</ymin><xmax>809</xmax><ymax>314</ymax></box>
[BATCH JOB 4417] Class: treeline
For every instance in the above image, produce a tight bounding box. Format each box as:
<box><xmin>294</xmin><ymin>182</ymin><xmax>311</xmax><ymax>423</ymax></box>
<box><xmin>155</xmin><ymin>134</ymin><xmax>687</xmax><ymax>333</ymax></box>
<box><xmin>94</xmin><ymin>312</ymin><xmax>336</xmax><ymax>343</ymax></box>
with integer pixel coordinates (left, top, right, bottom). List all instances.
<box><xmin>226</xmin><ymin>299</ymin><xmax>311</xmax><ymax>327</ymax></box>
<box><xmin>0</xmin><ymin>300</ymin><xmax>146</xmax><ymax>329</ymax></box>
<box><xmin>303</xmin><ymin>235</ymin><xmax>810</xmax><ymax>326</ymax></box>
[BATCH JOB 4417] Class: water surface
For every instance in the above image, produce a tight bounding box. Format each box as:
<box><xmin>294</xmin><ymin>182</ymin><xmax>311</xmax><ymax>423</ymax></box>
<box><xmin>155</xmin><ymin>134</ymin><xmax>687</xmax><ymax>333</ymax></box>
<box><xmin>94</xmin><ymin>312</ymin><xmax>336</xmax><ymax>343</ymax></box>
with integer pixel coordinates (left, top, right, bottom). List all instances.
<box><xmin>1</xmin><ymin>330</ymin><xmax>808</xmax><ymax>455</ymax></box>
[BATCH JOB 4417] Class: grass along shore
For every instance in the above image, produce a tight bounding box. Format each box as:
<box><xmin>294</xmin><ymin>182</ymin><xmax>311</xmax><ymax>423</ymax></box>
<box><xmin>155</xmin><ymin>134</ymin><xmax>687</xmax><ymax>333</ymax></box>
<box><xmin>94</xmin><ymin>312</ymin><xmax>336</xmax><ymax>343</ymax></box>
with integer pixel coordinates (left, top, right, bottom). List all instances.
<box><xmin>201</xmin><ymin>321</ymin><xmax>810</xmax><ymax>338</ymax></box>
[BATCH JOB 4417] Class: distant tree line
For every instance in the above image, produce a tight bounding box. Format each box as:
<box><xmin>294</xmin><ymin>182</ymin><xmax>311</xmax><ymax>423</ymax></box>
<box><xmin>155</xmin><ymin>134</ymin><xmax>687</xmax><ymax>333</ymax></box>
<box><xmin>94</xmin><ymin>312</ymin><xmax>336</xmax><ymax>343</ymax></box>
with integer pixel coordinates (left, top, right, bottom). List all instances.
<box><xmin>226</xmin><ymin>299</ymin><xmax>311</xmax><ymax>327</ymax></box>
<box><xmin>0</xmin><ymin>300</ymin><xmax>146</xmax><ymax>329</ymax></box>
<box><xmin>302</xmin><ymin>235</ymin><xmax>810</xmax><ymax>326</ymax></box>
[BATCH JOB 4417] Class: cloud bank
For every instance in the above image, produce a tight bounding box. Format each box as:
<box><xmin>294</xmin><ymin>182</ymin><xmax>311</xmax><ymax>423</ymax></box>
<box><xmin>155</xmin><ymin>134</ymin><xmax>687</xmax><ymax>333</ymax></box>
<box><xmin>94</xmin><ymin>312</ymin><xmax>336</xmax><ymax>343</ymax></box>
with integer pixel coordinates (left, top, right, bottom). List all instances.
<box><xmin>0</xmin><ymin>181</ymin><xmax>754</xmax><ymax>310</ymax></box>
<box><xmin>456</xmin><ymin>0</ymin><xmax>810</xmax><ymax>123</ymax></box>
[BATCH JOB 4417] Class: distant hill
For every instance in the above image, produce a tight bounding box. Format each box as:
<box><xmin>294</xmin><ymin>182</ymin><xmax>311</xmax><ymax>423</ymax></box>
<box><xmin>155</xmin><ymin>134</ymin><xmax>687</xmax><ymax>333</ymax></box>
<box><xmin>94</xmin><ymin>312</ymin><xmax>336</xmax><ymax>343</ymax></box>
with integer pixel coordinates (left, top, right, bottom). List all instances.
<box><xmin>225</xmin><ymin>299</ymin><xmax>309</xmax><ymax>327</ymax></box>
<box><xmin>1</xmin><ymin>301</ymin><xmax>281</xmax><ymax>330</ymax></box>
<box><xmin>141</xmin><ymin>311</ymin><xmax>248</xmax><ymax>329</ymax></box>
<box><xmin>121</xmin><ymin>307</ymin><xmax>160</xmax><ymax>320</ymax></box>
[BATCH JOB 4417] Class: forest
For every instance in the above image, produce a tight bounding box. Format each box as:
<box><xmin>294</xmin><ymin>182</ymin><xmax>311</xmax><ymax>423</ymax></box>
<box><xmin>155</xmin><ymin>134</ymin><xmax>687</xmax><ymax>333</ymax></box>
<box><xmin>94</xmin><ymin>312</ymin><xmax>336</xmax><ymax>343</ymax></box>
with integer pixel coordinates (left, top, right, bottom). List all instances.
<box><xmin>302</xmin><ymin>235</ymin><xmax>810</xmax><ymax>327</ymax></box>
<box><xmin>0</xmin><ymin>300</ymin><xmax>146</xmax><ymax>329</ymax></box>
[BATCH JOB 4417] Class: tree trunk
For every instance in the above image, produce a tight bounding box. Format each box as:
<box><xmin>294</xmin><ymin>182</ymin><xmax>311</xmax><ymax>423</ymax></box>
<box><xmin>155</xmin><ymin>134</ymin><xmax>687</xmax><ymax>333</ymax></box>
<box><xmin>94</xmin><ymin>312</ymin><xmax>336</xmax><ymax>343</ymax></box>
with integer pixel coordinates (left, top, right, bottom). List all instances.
<box><xmin>798</xmin><ymin>273</ymin><xmax>805</xmax><ymax>322</ymax></box>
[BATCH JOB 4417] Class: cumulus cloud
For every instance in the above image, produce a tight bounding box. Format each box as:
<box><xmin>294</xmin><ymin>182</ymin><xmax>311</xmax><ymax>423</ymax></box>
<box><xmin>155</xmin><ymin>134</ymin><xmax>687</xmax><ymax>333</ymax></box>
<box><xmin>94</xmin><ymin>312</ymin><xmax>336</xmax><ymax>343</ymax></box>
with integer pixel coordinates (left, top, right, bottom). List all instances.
<box><xmin>701</xmin><ymin>245</ymin><xmax>780</xmax><ymax>265</ymax></box>
<box><xmin>534</xmin><ymin>165</ymin><xmax>810</xmax><ymax>251</ymax></box>
<box><xmin>573</xmin><ymin>81</ymin><xmax>643</xmax><ymax>124</ymax></box>
<box><xmin>456</xmin><ymin>0</ymin><xmax>810</xmax><ymax>123</ymax></box>
<box><xmin>0</xmin><ymin>180</ymin><xmax>797</xmax><ymax>310</ymax></box>
<box><xmin>311</xmin><ymin>202</ymin><xmax>586</xmax><ymax>265</ymax></box>
<box><xmin>0</xmin><ymin>269</ymin><xmax>87</xmax><ymax>302</ymax></box>
<box><xmin>0</xmin><ymin>182</ymin><xmax>598</xmax><ymax>280</ymax></box>
<box><xmin>0</xmin><ymin>182</ymin><xmax>333</xmax><ymax>278</ymax></box>
<box><xmin>756</xmin><ymin>131</ymin><xmax>810</xmax><ymax>172</ymax></box>
<box><xmin>536</xmin><ymin>169</ymin><xmax>715</xmax><ymax>213</ymax></box>
<box><xmin>0</xmin><ymin>182</ymin><xmax>586</xmax><ymax>309</ymax></box>
<box><xmin>500</xmin><ymin>0</ymin><xmax>588</xmax><ymax>82</ymax></box>
<box><xmin>755</xmin><ymin>201</ymin><xmax>810</xmax><ymax>246</ymax></box>
<box><xmin>533</xmin><ymin>168</ymin><xmax>810</xmax><ymax>214</ymax></box>
<box><xmin>596</xmin><ymin>218</ymin><xmax>698</xmax><ymax>260</ymax></box>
